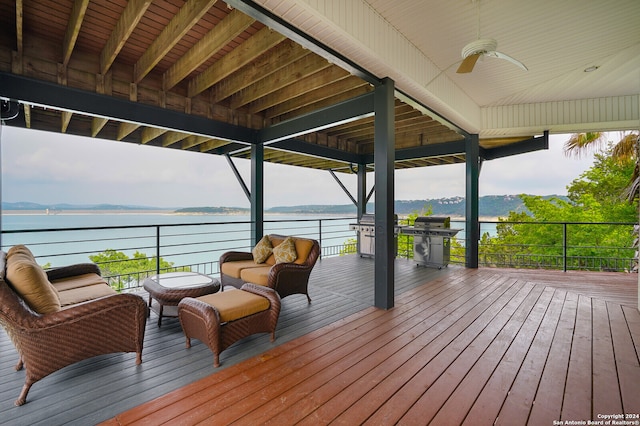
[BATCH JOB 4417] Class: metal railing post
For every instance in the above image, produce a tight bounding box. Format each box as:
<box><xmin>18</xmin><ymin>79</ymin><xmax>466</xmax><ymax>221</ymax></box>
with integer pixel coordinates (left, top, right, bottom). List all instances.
<box><xmin>318</xmin><ymin>219</ymin><xmax>323</xmax><ymax>259</ymax></box>
<box><xmin>156</xmin><ymin>225</ymin><xmax>161</xmax><ymax>275</ymax></box>
<box><xmin>563</xmin><ymin>223</ymin><xmax>567</xmax><ymax>272</ymax></box>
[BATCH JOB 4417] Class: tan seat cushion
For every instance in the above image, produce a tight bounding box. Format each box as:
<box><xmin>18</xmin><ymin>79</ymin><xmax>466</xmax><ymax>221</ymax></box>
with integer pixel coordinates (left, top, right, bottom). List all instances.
<box><xmin>240</xmin><ymin>266</ymin><xmax>271</xmax><ymax>286</ymax></box>
<box><xmin>58</xmin><ymin>283</ymin><xmax>117</xmax><ymax>307</ymax></box>
<box><xmin>6</xmin><ymin>245</ymin><xmax>61</xmax><ymax>314</ymax></box>
<box><xmin>221</xmin><ymin>260</ymin><xmax>264</xmax><ymax>279</ymax></box>
<box><xmin>197</xmin><ymin>290</ymin><xmax>270</xmax><ymax>322</ymax></box>
<box><xmin>52</xmin><ymin>272</ymin><xmax>110</xmax><ymax>291</ymax></box>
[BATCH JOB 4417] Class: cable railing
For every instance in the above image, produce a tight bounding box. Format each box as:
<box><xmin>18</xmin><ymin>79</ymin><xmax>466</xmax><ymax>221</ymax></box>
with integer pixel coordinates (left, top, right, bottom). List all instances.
<box><xmin>394</xmin><ymin>219</ymin><xmax>636</xmax><ymax>272</ymax></box>
<box><xmin>1</xmin><ymin>218</ymin><xmax>635</xmax><ymax>292</ymax></box>
<box><xmin>1</xmin><ymin>217</ymin><xmax>356</xmax><ymax>291</ymax></box>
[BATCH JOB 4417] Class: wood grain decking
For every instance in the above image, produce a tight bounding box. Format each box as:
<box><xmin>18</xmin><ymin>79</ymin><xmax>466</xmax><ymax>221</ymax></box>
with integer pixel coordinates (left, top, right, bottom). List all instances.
<box><xmin>1</xmin><ymin>256</ymin><xmax>638</xmax><ymax>425</ymax></box>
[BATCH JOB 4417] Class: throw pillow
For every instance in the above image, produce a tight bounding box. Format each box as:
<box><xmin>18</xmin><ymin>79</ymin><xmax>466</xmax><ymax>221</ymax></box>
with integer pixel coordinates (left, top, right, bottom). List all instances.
<box><xmin>252</xmin><ymin>235</ymin><xmax>273</xmax><ymax>264</ymax></box>
<box><xmin>273</xmin><ymin>236</ymin><xmax>298</xmax><ymax>264</ymax></box>
<box><xmin>6</xmin><ymin>245</ymin><xmax>61</xmax><ymax>314</ymax></box>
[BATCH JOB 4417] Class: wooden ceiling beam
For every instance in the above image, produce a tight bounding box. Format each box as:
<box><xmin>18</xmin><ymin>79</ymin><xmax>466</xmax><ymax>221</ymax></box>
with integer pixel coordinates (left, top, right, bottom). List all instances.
<box><xmin>61</xmin><ymin>111</ymin><xmax>73</xmax><ymax>133</ymax></box>
<box><xmin>91</xmin><ymin>117</ymin><xmax>108</xmax><ymax>137</ymax></box>
<box><xmin>199</xmin><ymin>138</ymin><xmax>230</xmax><ymax>152</ymax></box>
<box><xmin>163</xmin><ymin>9</ymin><xmax>254</xmax><ymax>91</ymax></box>
<box><xmin>276</xmin><ymin>84</ymin><xmax>373</xmax><ymax>122</ymax></box>
<box><xmin>141</xmin><ymin>127</ymin><xmax>167</xmax><ymax>144</ymax></box>
<box><xmin>211</xmin><ymin>40</ymin><xmax>307</xmax><ymax>104</ymax></box>
<box><xmin>62</xmin><ymin>0</ymin><xmax>90</xmax><ymax>67</ymax></box>
<box><xmin>247</xmin><ymin>65</ymin><xmax>349</xmax><ymax>114</ymax></box>
<box><xmin>134</xmin><ymin>0</ymin><xmax>217</xmax><ymax>83</ymax></box>
<box><xmin>264</xmin><ymin>76</ymin><xmax>368</xmax><ymax>119</ymax></box>
<box><xmin>230</xmin><ymin>54</ymin><xmax>331</xmax><ymax>109</ymax></box>
<box><xmin>117</xmin><ymin>122</ymin><xmax>140</xmax><ymax>140</ymax></box>
<box><xmin>182</xmin><ymin>135</ymin><xmax>211</xmax><ymax>149</ymax></box>
<box><xmin>15</xmin><ymin>0</ymin><xmax>23</xmax><ymax>54</ymax></box>
<box><xmin>100</xmin><ymin>0</ymin><xmax>152</xmax><ymax>75</ymax></box>
<box><xmin>162</xmin><ymin>131</ymin><xmax>190</xmax><ymax>147</ymax></box>
<box><xmin>188</xmin><ymin>27</ymin><xmax>285</xmax><ymax>98</ymax></box>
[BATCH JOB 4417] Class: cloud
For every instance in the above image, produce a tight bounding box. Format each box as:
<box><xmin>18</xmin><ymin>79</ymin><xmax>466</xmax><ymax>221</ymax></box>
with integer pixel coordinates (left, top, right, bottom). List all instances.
<box><xmin>0</xmin><ymin>127</ymin><xmax>598</xmax><ymax>208</ymax></box>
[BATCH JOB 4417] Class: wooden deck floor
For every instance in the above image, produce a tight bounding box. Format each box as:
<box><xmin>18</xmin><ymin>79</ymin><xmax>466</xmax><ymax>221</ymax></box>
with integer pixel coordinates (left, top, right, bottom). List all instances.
<box><xmin>1</xmin><ymin>256</ymin><xmax>639</xmax><ymax>425</ymax></box>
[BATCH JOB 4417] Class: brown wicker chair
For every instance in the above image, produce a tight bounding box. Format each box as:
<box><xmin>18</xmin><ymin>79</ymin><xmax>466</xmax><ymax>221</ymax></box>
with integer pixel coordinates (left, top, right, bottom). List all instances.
<box><xmin>0</xmin><ymin>251</ymin><xmax>147</xmax><ymax>406</ymax></box>
<box><xmin>219</xmin><ymin>234</ymin><xmax>320</xmax><ymax>302</ymax></box>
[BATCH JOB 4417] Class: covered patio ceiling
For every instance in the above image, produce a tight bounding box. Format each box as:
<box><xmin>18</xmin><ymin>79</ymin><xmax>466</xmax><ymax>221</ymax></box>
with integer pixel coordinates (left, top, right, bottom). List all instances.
<box><xmin>0</xmin><ymin>0</ymin><xmax>592</xmax><ymax>175</ymax></box>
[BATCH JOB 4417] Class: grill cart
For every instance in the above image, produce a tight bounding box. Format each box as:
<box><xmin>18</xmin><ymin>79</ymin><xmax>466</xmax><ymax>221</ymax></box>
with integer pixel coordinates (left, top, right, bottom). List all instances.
<box><xmin>401</xmin><ymin>216</ymin><xmax>462</xmax><ymax>268</ymax></box>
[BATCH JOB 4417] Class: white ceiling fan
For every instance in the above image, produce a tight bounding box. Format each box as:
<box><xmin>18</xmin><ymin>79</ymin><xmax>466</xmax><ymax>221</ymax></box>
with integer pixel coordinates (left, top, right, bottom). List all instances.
<box><xmin>456</xmin><ymin>1</ymin><xmax>528</xmax><ymax>74</ymax></box>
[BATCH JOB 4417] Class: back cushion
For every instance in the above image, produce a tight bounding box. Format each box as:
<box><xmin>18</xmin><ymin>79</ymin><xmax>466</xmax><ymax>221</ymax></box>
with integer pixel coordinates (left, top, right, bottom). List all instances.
<box><xmin>6</xmin><ymin>245</ymin><xmax>61</xmax><ymax>314</ymax></box>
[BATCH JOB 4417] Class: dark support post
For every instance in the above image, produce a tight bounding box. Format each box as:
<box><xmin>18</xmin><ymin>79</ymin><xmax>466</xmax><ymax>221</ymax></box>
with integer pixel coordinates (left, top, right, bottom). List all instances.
<box><xmin>374</xmin><ymin>77</ymin><xmax>395</xmax><ymax>309</ymax></box>
<box><xmin>465</xmin><ymin>134</ymin><xmax>480</xmax><ymax>268</ymax></box>
<box><xmin>251</xmin><ymin>143</ymin><xmax>264</xmax><ymax>246</ymax></box>
<box><xmin>357</xmin><ymin>163</ymin><xmax>367</xmax><ymax>218</ymax></box>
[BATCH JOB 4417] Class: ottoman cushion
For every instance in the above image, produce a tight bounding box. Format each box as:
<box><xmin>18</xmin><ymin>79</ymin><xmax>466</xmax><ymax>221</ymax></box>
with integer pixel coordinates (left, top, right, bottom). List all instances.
<box><xmin>197</xmin><ymin>290</ymin><xmax>270</xmax><ymax>322</ymax></box>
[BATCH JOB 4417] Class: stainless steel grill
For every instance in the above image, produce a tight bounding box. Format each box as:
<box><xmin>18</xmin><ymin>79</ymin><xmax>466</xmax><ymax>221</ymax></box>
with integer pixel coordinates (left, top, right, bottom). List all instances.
<box><xmin>349</xmin><ymin>214</ymin><xmax>401</xmax><ymax>257</ymax></box>
<box><xmin>401</xmin><ymin>216</ymin><xmax>461</xmax><ymax>268</ymax></box>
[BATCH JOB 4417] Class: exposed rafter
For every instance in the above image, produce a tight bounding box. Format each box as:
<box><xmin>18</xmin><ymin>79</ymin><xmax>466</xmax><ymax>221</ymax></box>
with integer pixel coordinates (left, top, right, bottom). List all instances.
<box><xmin>133</xmin><ymin>0</ymin><xmax>217</xmax><ymax>83</ymax></box>
<box><xmin>100</xmin><ymin>0</ymin><xmax>152</xmax><ymax>74</ymax></box>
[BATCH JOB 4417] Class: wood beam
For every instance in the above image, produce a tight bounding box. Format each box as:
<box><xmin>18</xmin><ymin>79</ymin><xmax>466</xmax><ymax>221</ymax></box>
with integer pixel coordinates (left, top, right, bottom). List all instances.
<box><xmin>62</xmin><ymin>0</ymin><xmax>90</xmax><ymax>67</ymax></box>
<box><xmin>61</xmin><ymin>111</ymin><xmax>73</xmax><ymax>133</ymax></box>
<box><xmin>141</xmin><ymin>127</ymin><xmax>167</xmax><ymax>144</ymax></box>
<box><xmin>264</xmin><ymin>76</ymin><xmax>368</xmax><ymax>119</ymax></box>
<box><xmin>23</xmin><ymin>103</ymin><xmax>30</xmax><ymax>128</ymax></box>
<box><xmin>134</xmin><ymin>0</ymin><xmax>217</xmax><ymax>83</ymax></box>
<box><xmin>117</xmin><ymin>122</ymin><xmax>140</xmax><ymax>140</ymax></box>
<box><xmin>188</xmin><ymin>27</ymin><xmax>285</xmax><ymax>98</ymax></box>
<box><xmin>198</xmin><ymin>139</ymin><xmax>230</xmax><ymax>151</ymax></box>
<box><xmin>15</xmin><ymin>0</ymin><xmax>23</xmax><ymax>54</ymax></box>
<box><xmin>162</xmin><ymin>131</ymin><xmax>190</xmax><ymax>147</ymax></box>
<box><xmin>230</xmin><ymin>54</ymin><xmax>330</xmax><ymax>109</ymax></box>
<box><xmin>211</xmin><ymin>40</ymin><xmax>307</xmax><ymax>103</ymax></box>
<box><xmin>247</xmin><ymin>65</ymin><xmax>349</xmax><ymax>114</ymax></box>
<box><xmin>100</xmin><ymin>0</ymin><xmax>152</xmax><ymax>74</ymax></box>
<box><xmin>163</xmin><ymin>9</ymin><xmax>254</xmax><ymax>91</ymax></box>
<box><xmin>92</xmin><ymin>117</ymin><xmax>108</xmax><ymax>137</ymax></box>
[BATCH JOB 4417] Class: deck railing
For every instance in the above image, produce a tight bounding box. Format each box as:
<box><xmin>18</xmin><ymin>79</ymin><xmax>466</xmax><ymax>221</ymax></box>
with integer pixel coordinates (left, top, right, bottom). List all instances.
<box><xmin>1</xmin><ymin>218</ymin><xmax>635</xmax><ymax>291</ymax></box>
<box><xmin>394</xmin><ymin>220</ymin><xmax>636</xmax><ymax>272</ymax></box>
<box><xmin>1</xmin><ymin>217</ymin><xmax>356</xmax><ymax>291</ymax></box>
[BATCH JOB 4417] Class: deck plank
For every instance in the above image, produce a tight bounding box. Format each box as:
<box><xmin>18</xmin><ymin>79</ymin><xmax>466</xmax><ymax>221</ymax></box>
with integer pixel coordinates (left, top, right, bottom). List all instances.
<box><xmin>608</xmin><ymin>302</ymin><xmax>640</xmax><ymax>414</ymax></box>
<box><xmin>591</xmin><ymin>298</ymin><xmax>624</xmax><ymax>416</ymax></box>
<box><xmin>561</xmin><ymin>294</ymin><xmax>593</xmax><ymax>420</ymax></box>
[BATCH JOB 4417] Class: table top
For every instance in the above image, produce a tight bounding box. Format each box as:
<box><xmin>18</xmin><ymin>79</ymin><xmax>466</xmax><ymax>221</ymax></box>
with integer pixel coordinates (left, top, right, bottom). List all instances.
<box><xmin>146</xmin><ymin>272</ymin><xmax>216</xmax><ymax>290</ymax></box>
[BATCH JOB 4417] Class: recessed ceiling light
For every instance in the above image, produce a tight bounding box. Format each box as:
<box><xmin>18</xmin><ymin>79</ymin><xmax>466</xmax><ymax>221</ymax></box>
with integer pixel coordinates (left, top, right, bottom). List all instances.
<box><xmin>584</xmin><ymin>65</ymin><xmax>599</xmax><ymax>72</ymax></box>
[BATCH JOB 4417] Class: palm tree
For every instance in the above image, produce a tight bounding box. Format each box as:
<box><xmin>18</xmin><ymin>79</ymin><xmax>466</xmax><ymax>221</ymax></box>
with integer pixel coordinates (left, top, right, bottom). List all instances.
<box><xmin>564</xmin><ymin>131</ymin><xmax>640</xmax><ymax>201</ymax></box>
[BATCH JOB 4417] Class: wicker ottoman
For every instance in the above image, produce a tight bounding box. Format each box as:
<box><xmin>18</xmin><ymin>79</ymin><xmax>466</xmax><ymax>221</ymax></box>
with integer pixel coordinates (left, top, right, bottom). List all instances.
<box><xmin>178</xmin><ymin>283</ymin><xmax>281</xmax><ymax>367</ymax></box>
<box><xmin>143</xmin><ymin>272</ymin><xmax>220</xmax><ymax>327</ymax></box>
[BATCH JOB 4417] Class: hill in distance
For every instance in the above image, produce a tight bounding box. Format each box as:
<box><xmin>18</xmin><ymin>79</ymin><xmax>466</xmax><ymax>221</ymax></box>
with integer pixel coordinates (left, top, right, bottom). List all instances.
<box><xmin>3</xmin><ymin>195</ymin><xmax>568</xmax><ymax>218</ymax></box>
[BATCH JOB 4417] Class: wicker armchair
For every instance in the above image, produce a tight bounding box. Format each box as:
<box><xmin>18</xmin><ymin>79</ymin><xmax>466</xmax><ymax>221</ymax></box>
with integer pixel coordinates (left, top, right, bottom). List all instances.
<box><xmin>0</xmin><ymin>251</ymin><xmax>147</xmax><ymax>406</ymax></box>
<box><xmin>219</xmin><ymin>234</ymin><xmax>320</xmax><ymax>302</ymax></box>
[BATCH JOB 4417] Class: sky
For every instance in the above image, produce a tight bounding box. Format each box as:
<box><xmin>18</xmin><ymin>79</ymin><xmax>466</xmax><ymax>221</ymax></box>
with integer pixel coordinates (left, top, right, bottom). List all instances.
<box><xmin>0</xmin><ymin>125</ymin><xmax>600</xmax><ymax>209</ymax></box>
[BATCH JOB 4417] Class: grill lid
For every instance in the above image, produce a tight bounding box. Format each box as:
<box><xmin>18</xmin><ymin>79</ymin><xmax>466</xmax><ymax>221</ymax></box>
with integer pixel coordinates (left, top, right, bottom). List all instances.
<box><xmin>414</xmin><ymin>216</ymin><xmax>451</xmax><ymax>229</ymax></box>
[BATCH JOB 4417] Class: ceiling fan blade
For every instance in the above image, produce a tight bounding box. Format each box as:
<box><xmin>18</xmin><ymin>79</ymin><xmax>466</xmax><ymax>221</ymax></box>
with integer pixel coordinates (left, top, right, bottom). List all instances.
<box><xmin>456</xmin><ymin>53</ymin><xmax>481</xmax><ymax>73</ymax></box>
<box><xmin>487</xmin><ymin>51</ymin><xmax>528</xmax><ymax>71</ymax></box>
